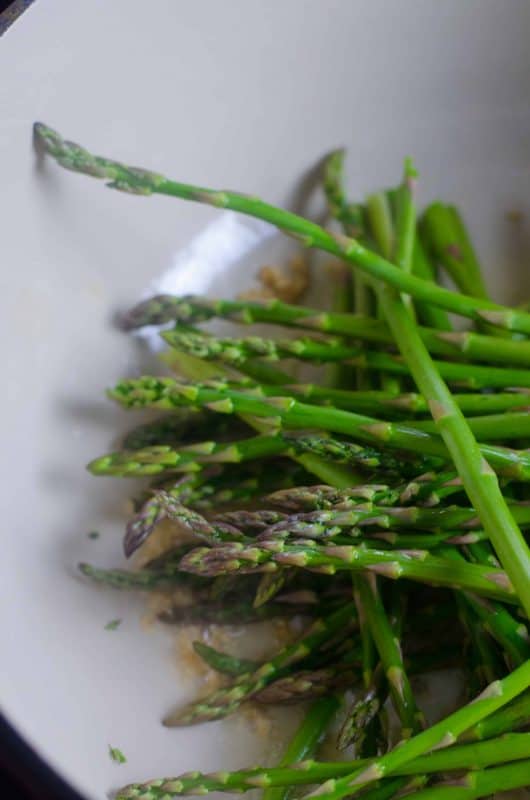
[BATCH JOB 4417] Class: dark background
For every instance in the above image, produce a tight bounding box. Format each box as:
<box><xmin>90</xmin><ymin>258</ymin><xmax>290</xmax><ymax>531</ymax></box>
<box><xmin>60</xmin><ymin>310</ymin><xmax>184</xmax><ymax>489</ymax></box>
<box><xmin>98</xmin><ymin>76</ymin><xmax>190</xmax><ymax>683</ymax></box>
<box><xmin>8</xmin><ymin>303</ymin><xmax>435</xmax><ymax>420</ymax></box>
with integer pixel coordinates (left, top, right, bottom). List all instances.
<box><xmin>0</xmin><ymin>714</ymin><xmax>80</xmax><ymax>799</ymax></box>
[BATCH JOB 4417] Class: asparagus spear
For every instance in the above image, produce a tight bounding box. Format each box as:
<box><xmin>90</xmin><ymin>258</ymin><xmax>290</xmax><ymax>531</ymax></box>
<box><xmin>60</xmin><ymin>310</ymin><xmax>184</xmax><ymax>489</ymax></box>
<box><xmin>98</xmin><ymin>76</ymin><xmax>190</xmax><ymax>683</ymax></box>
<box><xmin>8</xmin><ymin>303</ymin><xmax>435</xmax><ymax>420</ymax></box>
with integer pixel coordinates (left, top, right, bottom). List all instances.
<box><xmin>365</xmin><ymin>189</ymin><xmax>402</xmax><ymax>394</ymax></box>
<box><xmin>408</xmin><ymin>411</ymin><xmax>530</xmax><ymax>441</ymax></box>
<box><xmin>322</xmin><ymin>150</ymin><xmax>363</xmax><ymax>235</ymax></box>
<box><xmin>88</xmin><ymin>434</ymin><xmax>289</xmax><ymax>477</ymax></box>
<box><xmin>177</xmin><ymin>540</ymin><xmax>515</xmax><ymax>603</ymax></box>
<box><xmin>114</xmin><ymin>733</ymin><xmax>530</xmax><ymax>798</ymax></box>
<box><xmin>34</xmin><ymin>122</ymin><xmax>530</xmax><ymax>333</ymax></box>
<box><xmin>266</xmin><ymin>471</ymin><xmax>463</xmax><ymax>512</ymax></box>
<box><xmin>163</xmin><ymin>328</ymin><xmax>530</xmax><ymax>389</ymax></box>
<box><xmin>322</xmin><ymin>150</ymin><xmax>373</xmax><ymax>387</ymax></box>
<box><xmin>412</xmin><ymin>235</ymin><xmax>452</xmax><ymax>331</ymax></box>
<box><xmin>107</xmin><ymin>378</ymin><xmax>530</xmax><ymax>481</ymax></box>
<box><xmin>462</xmin><ymin>593</ymin><xmax>530</xmax><ymax>667</ymax></box>
<box><xmin>377</xmin><ymin>281</ymin><xmax>530</xmax><ymax>618</ymax></box>
<box><xmin>257</xmin><ymin>500</ymin><xmax>530</xmax><ymax>537</ymax></box>
<box><xmin>122</xmin><ymin>292</ymin><xmax>530</xmax><ymax>369</ymax></box>
<box><xmin>421</xmin><ymin>203</ymin><xmax>488</xmax><ymax>299</ymax></box>
<box><xmin>356</xmin><ymin>574</ymin><xmax>422</xmax><ymax>737</ymax></box>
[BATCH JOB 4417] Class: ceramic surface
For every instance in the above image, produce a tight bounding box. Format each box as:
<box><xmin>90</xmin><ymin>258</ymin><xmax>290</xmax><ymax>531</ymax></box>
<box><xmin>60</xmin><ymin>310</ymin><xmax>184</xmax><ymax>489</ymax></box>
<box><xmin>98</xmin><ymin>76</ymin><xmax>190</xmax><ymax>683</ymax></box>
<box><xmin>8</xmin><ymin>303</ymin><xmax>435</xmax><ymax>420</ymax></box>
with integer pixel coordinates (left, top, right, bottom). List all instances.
<box><xmin>2</xmin><ymin>2</ymin><xmax>530</xmax><ymax>797</ymax></box>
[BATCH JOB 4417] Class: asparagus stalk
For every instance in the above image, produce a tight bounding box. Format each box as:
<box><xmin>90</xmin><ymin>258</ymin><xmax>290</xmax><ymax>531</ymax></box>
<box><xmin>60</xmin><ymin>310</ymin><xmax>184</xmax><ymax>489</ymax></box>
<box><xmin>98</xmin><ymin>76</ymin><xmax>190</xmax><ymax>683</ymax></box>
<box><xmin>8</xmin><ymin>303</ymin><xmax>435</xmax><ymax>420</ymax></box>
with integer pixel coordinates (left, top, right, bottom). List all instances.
<box><xmin>88</xmin><ymin>434</ymin><xmax>289</xmax><ymax>477</ymax></box>
<box><xmin>356</xmin><ymin>574</ymin><xmax>422</xmax><ymax>737</ymax></box>
<box><xmin>34</xmin><ymin>122</ymin><xmax>530</xmax><ymax>334</ymax></box>
<box><xmin>123</xmin><ymin>291</ymin><xmax>530</xmax><ymax>368</ymax></box>
<box><xmin>270</xmin><ymin>385</ymin><xmax>530</xmax><ymax>418</ymax></box>
<box><xmin>378</xmin><ymin>282</ymin><xmax>530</xmax><ymax>618</ymax></box>
<box><xmin>408</xmin><ymin>411</ymin><xmax>530</xmax><ymax>441</ymax></box>
<box><xmin>456</xmin><ymin>594</ymin><xmax>502</xmax><ymax>696</ymax></box>
<box><xmin>114</xmin><ymin>733</ymin><xmax>530</xmax><ymax>799</ymax></box>
<box><xmin>365</xmin><ymin>189</ymin><xmax>403</xmax><ymax>393</ymax></box>
<box><xmin>178</xmin><ymin>540</ymin><xmax>515</xmax><ymax>604</ymax></box>
<box><xmin>322</xmin><ymin>150</ymin><xmax>373</xmax><ymax>387</ymax></box>
<box><xmin>421</xmin><ymin>203</ymin><xmax>487</xmax><ymax>298</ymax></box>
<box><xmin>108</xmin><ymin>378</ymin><xmax>530</xmax><ymax>481</ymax></box>
<box><xmin>412</xmin><ymin>235</ymin><xmax>452</xmax><ymax>331</ymax></box>
<box><xmin>163</xmin><ymin>328</ymin><xmax>530</xmax><ymax>390</ymax></box>
<box><xmin>462</xmin><ymin>593</ymin><xmax>530</xmax><ymax>667</ymax></box>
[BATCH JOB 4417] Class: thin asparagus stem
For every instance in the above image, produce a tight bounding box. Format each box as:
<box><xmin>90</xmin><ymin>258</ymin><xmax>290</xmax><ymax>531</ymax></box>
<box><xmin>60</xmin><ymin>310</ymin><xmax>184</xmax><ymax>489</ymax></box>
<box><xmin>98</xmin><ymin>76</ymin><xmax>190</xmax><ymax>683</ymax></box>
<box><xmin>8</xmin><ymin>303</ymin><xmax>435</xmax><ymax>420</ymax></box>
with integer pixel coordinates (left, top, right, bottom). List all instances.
<box><xmin>357</xmin><ymin>574</ymin><xmax>422</xmax><ymax>737</ymax></box>
<box><xmin>323</xmin><ymin>150</ymin><xmax>362</xmax><ymax>235</ymax></box>
<box><xmin>34</xmin><ymin>122</ymin><xmax>530</xmax><ymax>333</ymax></box>
<box><xmin>322</xmin><ymin>151</ymin><xmax>373</xmax><ymax>386</ymax></box>
<box><xmin>88</xmin><ymin>434</ymin><xmax>289</xmax><ymax>477</ymax></box>
<box><xmin>408</xmin><ymin>411</ymin><xmax>530</xmax><ymax>441</ymax></box>
<box><xmin>462</xmin><ymin>593</ymin><xmax>530</xmax><ymax>668</ymax></box>
<box><xmin>162</xmin><ymin>327</ymin><xmax>530</xmax><ymax>390</ymax></box>
<box><xmin>378</xmin><ymin>283</ymin><xmax>530</xmax><ymax>618</ymax></box>
<box><xmin>353</xmin><ymin>575</ymin><xmax>377</xmax><ymax>688</ymax></box>
<box><xmin>128</xmin><ymin>290</ymin><xmax>530</xmax><ymax>371</ymax></box>
<box><xmin>412</xmin><ymin>235</ymin><xmax>452</xmax><ymax>331</ymax></box>
<box><xmin>271</xmin><ymin>385</ymin><xmax>530</xmax><ymax>418</ymax></box>
<box><xmin>365</xmin><ymin>189</ymin><xmax>402</xmax><ymax>393</ymax></box>
<box><xmin>421</xmin><ymin>203</ymin><xmax>487</xmax><ymax>298</ymax></box>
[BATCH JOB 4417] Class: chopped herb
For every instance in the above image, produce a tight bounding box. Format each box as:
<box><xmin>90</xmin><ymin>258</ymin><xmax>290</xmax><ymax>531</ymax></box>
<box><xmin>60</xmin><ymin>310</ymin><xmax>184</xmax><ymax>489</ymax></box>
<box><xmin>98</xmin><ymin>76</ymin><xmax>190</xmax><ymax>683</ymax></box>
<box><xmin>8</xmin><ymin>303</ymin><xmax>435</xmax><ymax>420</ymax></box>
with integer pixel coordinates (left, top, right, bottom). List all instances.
<box><xmin>104</xmin><ymin>618</ymin><xmax>122</xmax><ymax>631</ymax></box>
<box><xmin>108</xmin><ymin>745</ymin><xmax>127</xmax><ymax>764</ymax></box>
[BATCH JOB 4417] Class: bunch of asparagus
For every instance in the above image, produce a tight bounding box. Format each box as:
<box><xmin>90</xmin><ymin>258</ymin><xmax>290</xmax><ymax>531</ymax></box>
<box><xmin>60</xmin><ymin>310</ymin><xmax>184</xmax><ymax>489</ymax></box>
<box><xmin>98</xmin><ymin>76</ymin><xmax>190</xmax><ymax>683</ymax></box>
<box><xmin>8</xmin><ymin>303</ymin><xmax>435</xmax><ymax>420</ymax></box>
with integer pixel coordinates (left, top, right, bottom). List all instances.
<box><xmin>35</xmin><ymin>123</ymin><xmax>530</xmax><ymax>800</ymax></box>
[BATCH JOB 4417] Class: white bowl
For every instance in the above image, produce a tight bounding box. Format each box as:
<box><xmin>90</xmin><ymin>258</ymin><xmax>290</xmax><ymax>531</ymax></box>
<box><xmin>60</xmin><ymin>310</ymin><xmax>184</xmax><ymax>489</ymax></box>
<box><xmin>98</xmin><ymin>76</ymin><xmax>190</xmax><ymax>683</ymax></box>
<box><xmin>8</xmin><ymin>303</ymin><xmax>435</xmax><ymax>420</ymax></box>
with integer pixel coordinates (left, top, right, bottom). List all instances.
<box><xmin>2</xmin><ymin>1</ymin><xmax>530</xmax><ymax>798</ymax></box>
